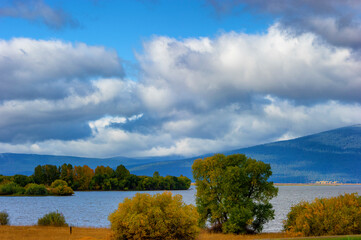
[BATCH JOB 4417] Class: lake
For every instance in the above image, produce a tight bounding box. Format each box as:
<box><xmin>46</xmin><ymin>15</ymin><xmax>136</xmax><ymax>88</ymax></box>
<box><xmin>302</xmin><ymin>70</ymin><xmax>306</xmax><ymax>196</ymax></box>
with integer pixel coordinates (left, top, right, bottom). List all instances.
<box><xmin>1</xmin><ymin>185</ymin><xmax>360</xmax><ymax>232</ymax></box>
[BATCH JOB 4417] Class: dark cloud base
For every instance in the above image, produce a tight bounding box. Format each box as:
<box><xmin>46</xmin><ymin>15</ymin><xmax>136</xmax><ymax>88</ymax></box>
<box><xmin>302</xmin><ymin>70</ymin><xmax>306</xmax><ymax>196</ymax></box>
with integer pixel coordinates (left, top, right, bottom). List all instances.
<box><xmin>0</xmin><ymin>121</ymin><xmax>92</xmax><ymax>143</ymax></box>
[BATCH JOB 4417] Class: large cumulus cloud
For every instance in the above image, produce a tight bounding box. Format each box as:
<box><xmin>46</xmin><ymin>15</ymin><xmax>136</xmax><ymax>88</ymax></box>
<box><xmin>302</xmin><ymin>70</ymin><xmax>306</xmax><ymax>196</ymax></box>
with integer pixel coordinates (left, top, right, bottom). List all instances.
<box><xmin>1</xmin><ymin>24</ymin><xmax>361</xmax><ymax>157</ymax></box>
<box><xmin>131</xmin><ymin>26</ymin><xmax>361</xmax><ymax>156</ymax></box>
<box><xmin>138</xmin><ymin>26</ymin><xmax>361</xmax><ymax>110</ymax></box>
<box><xmin>0</xmin><ymin>38</ymin><xmax>123</xmax><ymax>100</ymax></box>
<box><xmin>0</xmin><ymin>38</ymin><xmax>138</xmax><ymax>143</ymax></box>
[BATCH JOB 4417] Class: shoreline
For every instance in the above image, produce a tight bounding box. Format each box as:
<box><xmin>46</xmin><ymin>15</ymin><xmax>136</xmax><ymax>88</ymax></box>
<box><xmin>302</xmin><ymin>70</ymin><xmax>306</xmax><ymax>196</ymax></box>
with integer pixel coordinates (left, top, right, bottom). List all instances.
<box><xmin>274</xmin><ymin>183</ymin><xmax>361</xmax><ymax>186</ymax></box>
<box><xmin>192</xmin><ymin>182</ymin><xmax>361</xmax><ymax>186</ymax></box>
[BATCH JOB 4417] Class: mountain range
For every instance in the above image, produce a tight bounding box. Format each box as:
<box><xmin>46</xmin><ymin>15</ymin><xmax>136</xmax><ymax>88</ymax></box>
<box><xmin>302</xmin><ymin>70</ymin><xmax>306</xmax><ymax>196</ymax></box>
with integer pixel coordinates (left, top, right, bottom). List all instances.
<box><xmin>1</xmin><ymin>125</ymin><xmax>361</xmax><ymax>183</ymax></box>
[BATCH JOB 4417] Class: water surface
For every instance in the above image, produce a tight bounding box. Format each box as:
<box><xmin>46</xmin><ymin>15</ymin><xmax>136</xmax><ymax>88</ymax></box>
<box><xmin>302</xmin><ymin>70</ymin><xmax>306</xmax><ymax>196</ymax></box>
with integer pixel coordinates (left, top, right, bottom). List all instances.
<box><xmin>1</xmin><ymin>185</ymin><xmax>360</xmax><ymax>232</ymax></box>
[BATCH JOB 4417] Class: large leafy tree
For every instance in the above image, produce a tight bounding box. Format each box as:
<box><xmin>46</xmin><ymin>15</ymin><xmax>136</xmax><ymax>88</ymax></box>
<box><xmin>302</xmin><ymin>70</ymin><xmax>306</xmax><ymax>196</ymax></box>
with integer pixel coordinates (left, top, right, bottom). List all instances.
<box><xmin>60</xmin><ymin>164</ymin><xmax>74</xmax><ymax>186</ymax></box>
<box><xmin>73</xmin><ymin>165</ymin><xmax>94</xmax><ymax>190</ymax></box>
<box><xmin>192</xmin><ymin>153</ymin><xmax>278</xmax><ymax>234</ymax></box>
<box><xmin>33</xmin><ymin>164</ymin><xmax>60</xmax><ymax>185</ymax></box>
<box><xmin>95</xmin><ymin>166</ymin><xmax>114</xmax><ymax>176</ymax></box>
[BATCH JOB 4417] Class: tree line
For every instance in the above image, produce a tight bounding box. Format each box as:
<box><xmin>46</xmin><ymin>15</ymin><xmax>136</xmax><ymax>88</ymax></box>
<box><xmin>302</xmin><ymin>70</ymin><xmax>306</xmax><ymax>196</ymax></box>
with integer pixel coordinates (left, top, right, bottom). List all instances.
<box><xmin>0</xmin><ymin>163</ymin><xmax>191</xmax><ymax>192</ymax></box>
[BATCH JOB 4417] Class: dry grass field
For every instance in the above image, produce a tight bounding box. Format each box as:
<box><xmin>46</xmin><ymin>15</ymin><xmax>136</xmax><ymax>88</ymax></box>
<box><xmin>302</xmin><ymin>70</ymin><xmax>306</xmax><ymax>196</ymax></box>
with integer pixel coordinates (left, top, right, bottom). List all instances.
<box><xmin>0</xmin><ymin>226</ymin><xmax>112</xmax><ymax>240</ymax></box>
<box><xmin>198</xmin><ymin>231</ymin><xmax>295</xmax><ymax>240</ymax></box>
<box><xmin>2</xmin><ymin>226</ymin><xmax>360</xmax><ymax>240</ymax></box>
<box><xmin>0</xmin><ymin>226</ymin><xmax>296</xmax><ymax>240</ymax></box>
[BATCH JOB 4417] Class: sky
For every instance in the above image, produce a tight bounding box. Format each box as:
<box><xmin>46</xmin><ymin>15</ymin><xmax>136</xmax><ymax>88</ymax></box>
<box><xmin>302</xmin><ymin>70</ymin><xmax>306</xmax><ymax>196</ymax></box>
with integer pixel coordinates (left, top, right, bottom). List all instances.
<box><xmin>0</xmin><ymin>0</ymin><xmax>361</xmax><ymax>158</ymax></box>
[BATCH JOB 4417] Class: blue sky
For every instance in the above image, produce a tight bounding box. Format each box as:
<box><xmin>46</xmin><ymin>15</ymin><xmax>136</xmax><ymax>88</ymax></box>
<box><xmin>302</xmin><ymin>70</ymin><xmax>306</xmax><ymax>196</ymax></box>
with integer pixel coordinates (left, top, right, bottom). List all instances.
<box><xmin>0</xmin><ymin>0</ymin><xmax>361</xmax><ymax>158</ymax></box>
<box><xmin>0</xmin><ymin>0</ymin><xmax>272</xmax><ymax>62</ymax></box>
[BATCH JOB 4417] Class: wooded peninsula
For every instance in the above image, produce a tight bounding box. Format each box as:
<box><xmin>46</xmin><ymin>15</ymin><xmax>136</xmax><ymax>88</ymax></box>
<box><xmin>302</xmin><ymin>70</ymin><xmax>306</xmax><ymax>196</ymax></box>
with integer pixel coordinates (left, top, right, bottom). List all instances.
<box><xmin>0</xmin><ymin>164</ymin><xmax>191</xmax><ymax>196</ymax></box>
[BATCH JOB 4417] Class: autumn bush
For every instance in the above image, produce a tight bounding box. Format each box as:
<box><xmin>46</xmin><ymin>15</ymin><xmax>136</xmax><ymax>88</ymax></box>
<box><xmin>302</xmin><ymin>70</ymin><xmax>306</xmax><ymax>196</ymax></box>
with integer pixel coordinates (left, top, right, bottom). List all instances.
<box><xmin>284</xmin><ymin>193</ymin><xmax>361</xmax><ymax>236</ymax></box>
<box><xmin>25</xmin><ymin>183</ymin><xmax>48</xmax><ymax>195</ymax></box>
<box><xmin>109</xmin><ymin>192</ymin><xmax>199</xmax><ymax>240</ymax></box>
<box><xmin>0</xmin><ymin>211</ymin><xmax>9</xmax><ymax>225</ymax></box>
<box><xmin>49</xmin><ymin>180</ymin><xmax>74</xmax><ymax>196</ymax></box>
<box><xmin>38</xmin><ymin>211</ymin><xmax>68</xmax><ymax>227</ymax></box>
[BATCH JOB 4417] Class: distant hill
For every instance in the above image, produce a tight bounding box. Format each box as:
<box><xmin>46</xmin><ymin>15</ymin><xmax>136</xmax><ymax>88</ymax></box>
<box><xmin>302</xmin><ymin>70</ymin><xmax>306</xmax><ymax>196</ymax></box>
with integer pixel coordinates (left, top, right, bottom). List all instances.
<box><xmin>0</xmin><ymin>153</ymin><xmax>157</xmax><ymax>176</ymax></box>
<box><xmin>1</xmin><ymin>125</ymin><xmax>361</xmax><ymax>183</ymax></box>
<box><xmin>129</xmin><ymin>125</ymin><xmax>361</xmax><ymax>183</ymax></box>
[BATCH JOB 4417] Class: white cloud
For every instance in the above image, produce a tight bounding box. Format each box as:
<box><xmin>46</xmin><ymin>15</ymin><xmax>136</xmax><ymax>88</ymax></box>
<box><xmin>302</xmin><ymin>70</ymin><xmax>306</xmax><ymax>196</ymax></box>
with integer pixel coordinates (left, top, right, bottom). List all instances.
<box><xmin>0</xmin><ymin>38</ymin><xmax>123</xmax><ymax>100</ymax></box>
<box><xmin>89</xmin><ymin>114</ymin><xmax>144</xmax><ymax>133</ymax></box>
<box><xmin>89</xmin><ymin>116</ymin><xmax>127</xmax><ymax>131</ymax></box>
<box><xmin>1</xmin><ymin>96</ymin><xmax>360</xmax><ymax>158</ymax></box>
<box><xmin>1</xmin><ymin>25</ymin><xmax>361</xmax><ymax>158</ymax></box>
<box><xmin>0</xmin><ymin>78</ymin><xmax>136</xmax><ymax>128</ymax></box>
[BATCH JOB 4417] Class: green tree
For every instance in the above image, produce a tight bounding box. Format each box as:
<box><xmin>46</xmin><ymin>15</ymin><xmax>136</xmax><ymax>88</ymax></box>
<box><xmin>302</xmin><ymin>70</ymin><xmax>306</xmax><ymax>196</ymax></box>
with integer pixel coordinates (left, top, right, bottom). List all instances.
<box><xmin>13</xmin><ymin>174</ymin><xmax>31</xmax><ymax>187</ymax></box>
<box><xmin>60</xmin><ymin>163</ymin><xmax>74</xmax><ymax>186</ymax></box>
<box><xmin>192</xmin><ymin>153</ymin><xmax>278</xmax><ymax>234</ymax></box>
<box><xmin>95</xmin><ymin>166</ymin><xmax>114</xmax><ymax>176</ymax></box>
<box><xmin>177</xmin><ymin>175</ymin><xmax>192</xmax><ymax>190</ymax></box>
<box><xmin>33</xmin><ymin>165</ymin><xmax>60</xmax><ymax>185</ymax></box>
<box><xmin>24</xmin><ymin>183</ymin><xmax>48</xmax><ymax>195</ymax></box>
<box><xmin>114</xmin><ymin>165</ymin><xmax>130</xmax><ymax>190</ymax></box>
<box><xmin>91</xmin><ymin>166</ymin><xmax>114</xmax><ymax>190</ymax></box>
<box><xmin>44</xmin><ymin>164</ymin><xmax>60</xmax><ymax>185</ymax></box>
<box><xmin>33</xmin><ymin>165</ymin><xmax>45</xmax><ymax>184</ymax></box>
<box><xmin>125</xmin><ymin>174</ymin><xmax>140</xmax><ymax>190</ymax></box>
<box><xmin>153</xmin><ymin>171</ymin><xmax>160</xmax><ymax>178</ymax></box>
<box><xmin>164</xmin><ymin>176</ymin><xmax>177</xmax><ymax>190</ymax></box>
<box><xmin>90</xmin><ymin>173</ymin><xmax>105</xmax><ymax>190</ymax></box>
<box><xmin>114</xmin><ymin>165</ymin><xmax>130</xmax><ymax>180</ymax></box>
<box><xmin>109</xmin><ymin>178</ymin><xmax>119</xmax><ymax>189</ymax></box>
<box><xmin>139</xmin><ymin>176</ymin><xmax>157</xmax><ymax>190</ymax></box>
<box><xmin>0</xmin><ymin>182</ymin><xmax>25</xmax><ymax>195</ymax></box>
<box><xmin>152</xmin><ymin>171</ymin><xmax>161</xmax><ymax>189</ymax></box>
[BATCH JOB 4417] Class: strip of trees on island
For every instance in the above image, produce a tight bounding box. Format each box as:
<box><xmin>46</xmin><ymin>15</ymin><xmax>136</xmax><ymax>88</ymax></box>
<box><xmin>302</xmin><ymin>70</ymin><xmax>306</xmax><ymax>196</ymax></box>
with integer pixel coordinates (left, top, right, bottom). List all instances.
<box><xmin>0</xmin><ymin>164</ymin><xmax>191</xmax><ymax>196</ymax></box>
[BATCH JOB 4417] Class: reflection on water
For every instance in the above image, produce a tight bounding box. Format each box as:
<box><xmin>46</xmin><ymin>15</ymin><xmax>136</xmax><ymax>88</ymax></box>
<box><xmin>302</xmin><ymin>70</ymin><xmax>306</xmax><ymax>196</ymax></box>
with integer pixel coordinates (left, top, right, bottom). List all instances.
<box><xmin>1</xmin><ymin>185</ymin><xmax>360</xmax><ymax>232</ymax></box>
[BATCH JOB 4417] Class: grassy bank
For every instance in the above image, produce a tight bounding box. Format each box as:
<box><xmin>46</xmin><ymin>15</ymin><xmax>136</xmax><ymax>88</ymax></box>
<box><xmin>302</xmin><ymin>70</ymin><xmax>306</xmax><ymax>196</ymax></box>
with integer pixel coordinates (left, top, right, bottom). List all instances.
<box><xmin>0</xmin><ymin>226</ymin><xmax>111</xmax><ymax>240</ymax></box>
<box><xmin>1</xmin><ymin>226</ymin><xmax>361</xmax><ymax>240</ymax></box>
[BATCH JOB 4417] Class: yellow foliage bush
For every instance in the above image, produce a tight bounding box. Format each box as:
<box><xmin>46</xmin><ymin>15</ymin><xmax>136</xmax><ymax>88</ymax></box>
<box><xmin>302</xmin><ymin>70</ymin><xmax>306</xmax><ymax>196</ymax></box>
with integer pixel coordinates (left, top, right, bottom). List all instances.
<box><xmin>109</xmin><ymin>192</ymin><xmax>199</xmax><ymax>240</ymax></box>
<box><xmin>49</xmin><ymin>180</ymin><xmax>74</xmax><ymax>196</ymax></box>
<box><xmin>284</xmin><ymin>193</ymin><xmax>361</xmax><ymax>236</ymax></box>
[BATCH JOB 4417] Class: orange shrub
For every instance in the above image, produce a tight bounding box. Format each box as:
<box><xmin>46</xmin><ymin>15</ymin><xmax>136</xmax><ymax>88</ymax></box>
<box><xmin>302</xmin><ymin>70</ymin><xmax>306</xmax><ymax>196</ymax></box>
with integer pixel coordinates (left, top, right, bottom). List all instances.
<box><xmin>284</xmin><ymin>193</ymin><xmax>361</xmax><ymax>236</ymax></box>
<box><xmin>109</xmin><ymin>192</ymin><xmax>199</xmax><ymax>240</ymax></box>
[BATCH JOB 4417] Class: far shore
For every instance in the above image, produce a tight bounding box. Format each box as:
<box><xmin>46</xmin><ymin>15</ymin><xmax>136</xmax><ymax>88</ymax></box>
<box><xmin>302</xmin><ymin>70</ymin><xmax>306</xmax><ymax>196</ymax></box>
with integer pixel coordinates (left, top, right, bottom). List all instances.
<box><xmin>191</xmin><ymin>182</ymin><xmax>361</xmax><ymax>186</ymax></box>
<box><xmin>274</xmin><ymin>183</ymin><xmax>361</xmax><ymax>186</ymax></box>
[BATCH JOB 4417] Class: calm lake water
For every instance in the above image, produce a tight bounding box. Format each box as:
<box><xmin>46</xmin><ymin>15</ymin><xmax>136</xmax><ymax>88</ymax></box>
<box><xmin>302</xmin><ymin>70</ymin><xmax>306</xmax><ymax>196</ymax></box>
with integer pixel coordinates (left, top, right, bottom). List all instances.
<box><xmin>1</xmin><ymin>185</ymin><xmax>360</xmax><ymax>232</ymax></box>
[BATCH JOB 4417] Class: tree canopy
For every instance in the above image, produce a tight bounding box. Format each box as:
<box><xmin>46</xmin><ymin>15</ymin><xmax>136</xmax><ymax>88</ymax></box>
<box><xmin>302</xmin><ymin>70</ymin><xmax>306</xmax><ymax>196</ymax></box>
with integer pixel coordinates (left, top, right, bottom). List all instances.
<box><xmin>192</xmin><ymin>153</ymin><xmax>278</xmax><ymax>234</ymax></box>
<box><xmin>1</xmin><ymin>163</ymin><xmax>191</xmax><ymax>193</ymax></box>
